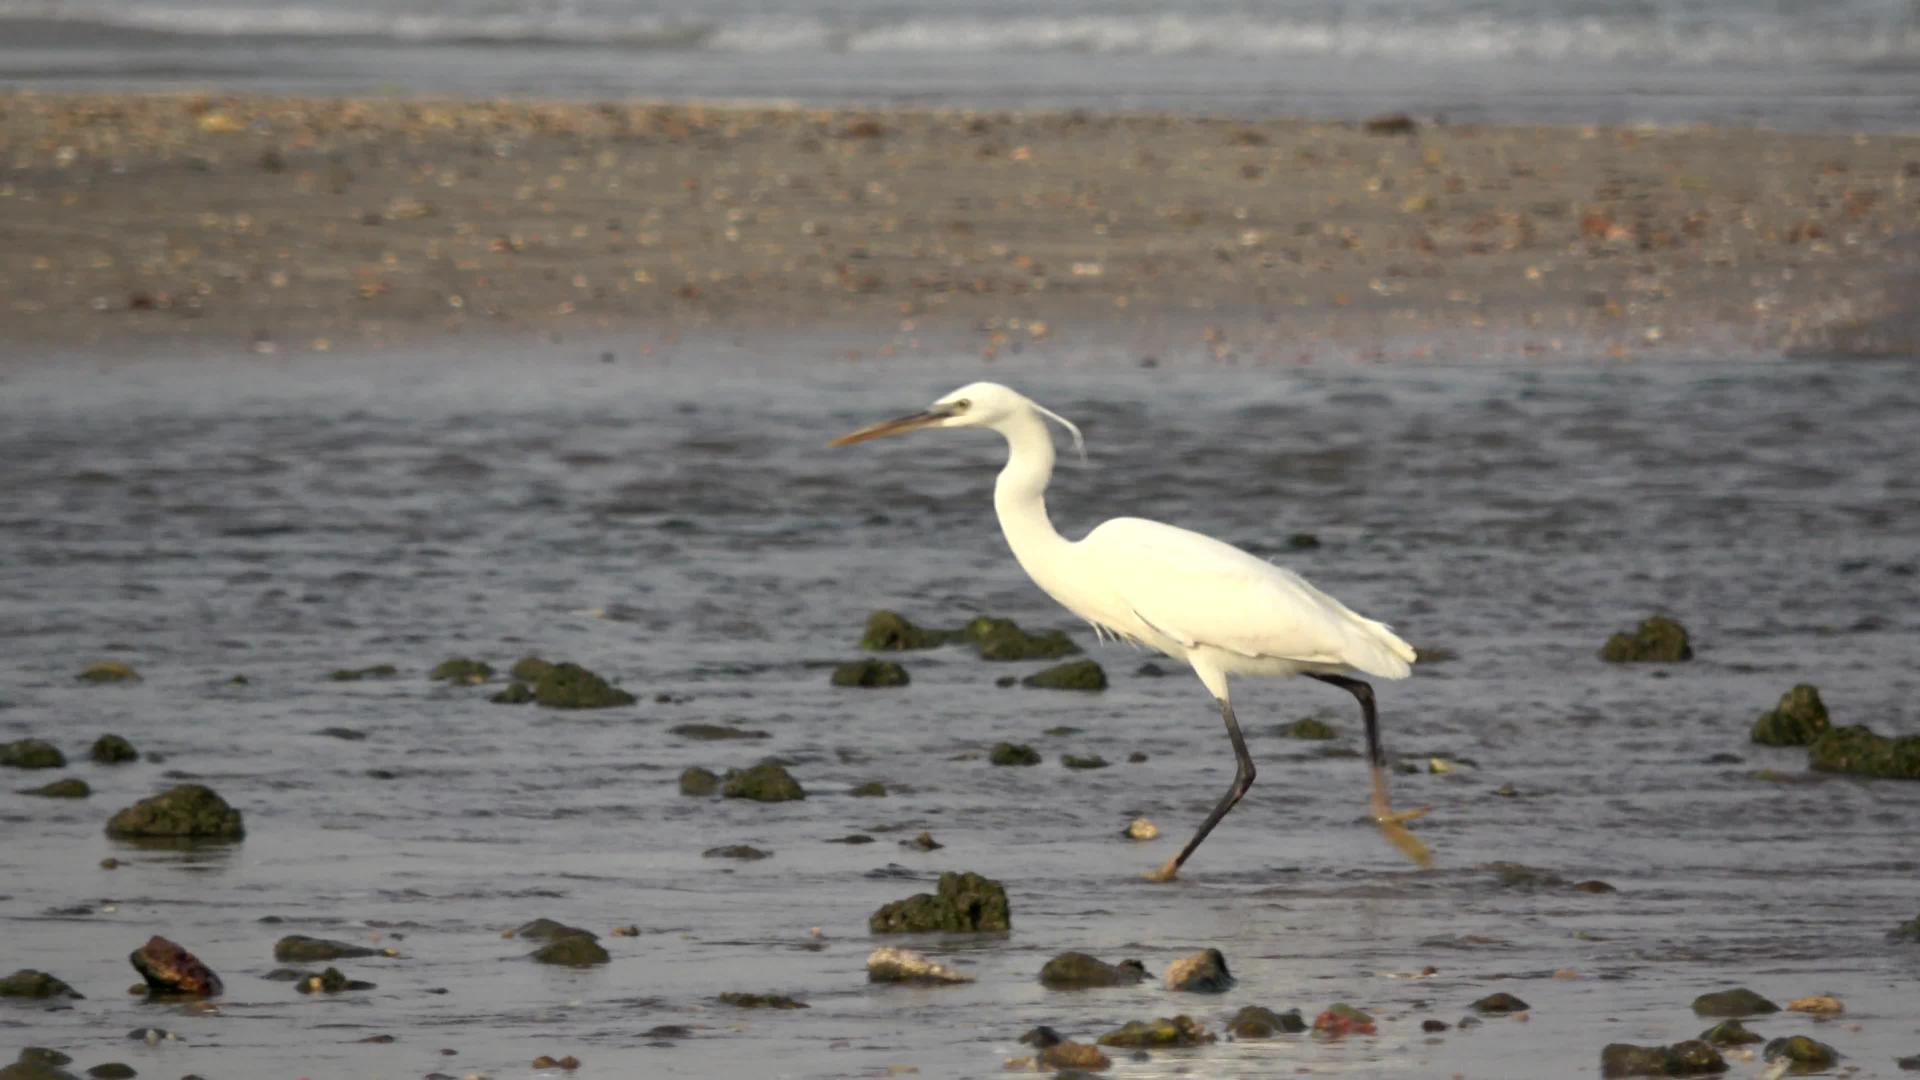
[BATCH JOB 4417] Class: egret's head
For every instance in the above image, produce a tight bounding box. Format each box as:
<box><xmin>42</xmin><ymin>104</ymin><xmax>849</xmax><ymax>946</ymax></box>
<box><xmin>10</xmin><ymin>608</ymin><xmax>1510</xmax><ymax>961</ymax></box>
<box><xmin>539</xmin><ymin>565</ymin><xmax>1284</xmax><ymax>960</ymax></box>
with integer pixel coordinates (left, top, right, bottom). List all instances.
<box><xmin>829</xmin><ymin>383</ymin><xmax>1085</xmax><ymax>457</ymax></box>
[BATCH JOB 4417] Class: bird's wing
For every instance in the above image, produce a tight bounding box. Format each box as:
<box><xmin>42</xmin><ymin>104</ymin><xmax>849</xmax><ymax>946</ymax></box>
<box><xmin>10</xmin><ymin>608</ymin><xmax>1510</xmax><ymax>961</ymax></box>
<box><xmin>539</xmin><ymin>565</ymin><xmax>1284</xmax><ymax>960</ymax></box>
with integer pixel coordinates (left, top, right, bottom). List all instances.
<box><xmin>1079</xmin><ymin>517</ymin><xmax>1414</xmax><ymax>679</ymax></box>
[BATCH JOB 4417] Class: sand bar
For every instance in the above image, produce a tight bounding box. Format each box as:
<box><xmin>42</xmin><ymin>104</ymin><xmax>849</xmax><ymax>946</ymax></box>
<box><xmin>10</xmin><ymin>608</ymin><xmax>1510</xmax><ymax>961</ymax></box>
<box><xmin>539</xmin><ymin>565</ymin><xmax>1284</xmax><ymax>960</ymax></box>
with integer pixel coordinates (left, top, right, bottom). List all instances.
<box><xmin>2</xmin><ymin>92</ymin><xmax>1915</xmax><ymax>360</ymax></box>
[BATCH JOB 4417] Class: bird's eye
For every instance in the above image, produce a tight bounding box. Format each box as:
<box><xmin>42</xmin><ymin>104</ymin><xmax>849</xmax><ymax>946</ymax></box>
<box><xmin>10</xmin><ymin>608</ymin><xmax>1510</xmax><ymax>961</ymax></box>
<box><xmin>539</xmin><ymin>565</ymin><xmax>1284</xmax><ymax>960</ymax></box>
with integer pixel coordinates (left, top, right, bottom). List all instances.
<box><xmin>951</xmin><ymin>399</ymin><xmax>970</xmax><ymax>412</ymax></box>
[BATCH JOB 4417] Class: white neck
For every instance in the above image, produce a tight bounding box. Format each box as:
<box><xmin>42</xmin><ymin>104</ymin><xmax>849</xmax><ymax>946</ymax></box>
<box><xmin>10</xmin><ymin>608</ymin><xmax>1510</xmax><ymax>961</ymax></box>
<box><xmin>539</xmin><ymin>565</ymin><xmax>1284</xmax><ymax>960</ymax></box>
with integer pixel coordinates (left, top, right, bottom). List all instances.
<box><xmin>991</xmin><ymin>406</ymin><xmax>1071</xmax><ymax>575</ymax></box>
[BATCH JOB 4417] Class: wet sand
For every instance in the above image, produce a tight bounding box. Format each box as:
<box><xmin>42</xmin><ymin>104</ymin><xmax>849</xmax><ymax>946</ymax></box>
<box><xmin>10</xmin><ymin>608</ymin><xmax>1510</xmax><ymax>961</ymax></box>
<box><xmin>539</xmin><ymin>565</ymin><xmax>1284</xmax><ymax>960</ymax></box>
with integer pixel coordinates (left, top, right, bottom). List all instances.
<box><xmin>2</xmin><ymin>92</ymin><xmax>1917</xmax><ymax>361</ymax></box>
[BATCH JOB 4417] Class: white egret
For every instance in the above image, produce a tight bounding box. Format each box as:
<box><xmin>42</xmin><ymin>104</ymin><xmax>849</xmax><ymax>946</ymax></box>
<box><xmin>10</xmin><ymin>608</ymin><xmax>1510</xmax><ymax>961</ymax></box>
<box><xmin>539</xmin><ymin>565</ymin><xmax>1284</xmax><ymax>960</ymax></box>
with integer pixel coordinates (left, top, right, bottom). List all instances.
<box><xmin>830</xmin><ymin>382</ymin><xmax>1431</xmax><ymax>880</ymax></box>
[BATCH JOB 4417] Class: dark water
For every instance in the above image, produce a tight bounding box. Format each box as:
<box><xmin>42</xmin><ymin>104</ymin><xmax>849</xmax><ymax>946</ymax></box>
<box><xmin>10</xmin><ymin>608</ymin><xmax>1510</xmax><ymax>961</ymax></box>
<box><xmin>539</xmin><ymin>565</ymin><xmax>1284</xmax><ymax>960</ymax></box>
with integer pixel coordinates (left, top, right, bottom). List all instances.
<box><xmin>2</xmin><ymin>346</ymin><xmax>1918</xmax><ymax>1078</ymax></box>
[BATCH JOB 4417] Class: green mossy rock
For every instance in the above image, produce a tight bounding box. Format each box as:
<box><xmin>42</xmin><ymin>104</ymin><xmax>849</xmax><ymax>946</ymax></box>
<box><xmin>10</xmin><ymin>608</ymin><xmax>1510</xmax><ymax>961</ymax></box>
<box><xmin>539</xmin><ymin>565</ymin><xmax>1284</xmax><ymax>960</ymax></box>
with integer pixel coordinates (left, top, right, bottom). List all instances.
<box><xmin>1037</xmin><ymin>952</ymin><xmax>1147</xmax><ymax>988</ymax></box>
<box><xmin>679</xmin><ymin>767</ymin><xmax>721</xmax><ymax>796</ymax></box>
<box><xmin>89</xmin><ymin>735</ymin><xmax>138</xmax><ymax>764</ymax></box>
<box><xmin>704</xmin><ymin>844</ymin><xmax>771</xmax><ymax>860</ymax></box>
<box><xmin>1700</xmin><ymin>1020</ymin><xmax>1764</xmax><ymax>1046</ymax></box>
<box><xmin>1751</xmin><ymin>685</ymin><xmax>1831</xmax><ymax>746</ymax></box>
<box><xmin>1022</xmin><ymin>659</ymin><xmax>1107</xmax><ymax>690</ymax></box>
<box><xmin>295</xmin><ymin>966</ymin><xmax>374</xmax><ymax>993</ymax></box>
<box><xmin>1763</xmin><ymin>1036</ymin><xmax>1838</xmax><ymax>1069</ymax></box>
<box><xmin>1692</xmin><ymin>988</ymin><xmax>1780</xmax><ymax>1017</ymax></box>
<box><xmin>429</xmin><ymin>657</ymin><xmax>493</xmax><ymax>683</ymax></box>
<box><xmin>831</xmin><ymin>660</ymin><xmax>909</xmax><ymax>687</ymax></box>
<box><xmin>534</xmin><ymin>662</ymin><xmax>636</xmax><ymax>708</ymax></box>
<box><xmin>85</xmin><ymin>1064</ymin><xmax>136</xmax><ymax>1079</ymax></box>
<box><xmin>669</xmin><ymin>723</ymin><xmax>769</xmax><ymax>741</ymax></box>
<box><xmin>509</xmin><ymin>656</ymin><xmax>555</xmax><ymax>682</ymax></box>
<box><xmin>869</xmin><ymin>870</ymin><xmax>1011</xmax><ymax>933</ymax></box>
<box><xmin>1889</xmin><ymin>913</ymin><xmax>1920</xmax><ymax>942</ymax></box>
<box><xmin>1601</xmin><ymin>1041</ymin><xmax>1728</xmax><ymax>1077</ymax></box>
<box><xmin>489</xmin><ymin>682</ymin><xmax>534</xmax><ymax>704</ymax></box>
<box><xmin>848</xmin><ymin>781</ymin><xmax>888</xmax><ymax>797</ymax></box>
<box><xmin>859</xmin><ymin>611</ymin><xmax>959</xmax><ymax>651</ymax></box>
<box><xmin>328</xmin><ymin>664</ymin><xmax>397</xmax><ymax>681</ymax></box>
<box><xmin>0</xmin><ymin>739</ymin><xmax>65</xmax><ymax>769</ymax></box>
<box><xmin>105</xmin><ymin>784</ymin><xmax>244</xmax><ymax>840</ymax></box>
<box><xmin>1284</xmin><ymin>718</ymin><xmax>1337</xmax><ymax>740</ymax></box>
<box><xmin>1600</xmin><ymin>616</ymin><xmax>1693</xmax><ymax>662</ymax></box>
<box><xmin>21</xmin><ymin>778</ymin><xmax>89</xmax><ymax>798</ymax></box>
<box><xmin>0</xmin><ymin>1055</ymin><xmax>82</xmax><ymax>1080</ymax></box>
<box><xmin>1096</xmin><ymin>1015</ymin><xmax>1214</xmax><ymax>1048</ymax></box>
<box><xmin>530</xmin><ymin>934</ymin><xmax>609</xmax><ymax>966</ymax></box>
<box><xmin>0</xmin><ymin>970</ymin><xmax>82</xmax><ymax>999</ymax></box>
<box><xmin>722</xmin><ymin>763</ymin><xmax>805</xmax><ymax>802</ymax></box>
<box><xmin>963</xmin><ymin>616</ymin><xmax>1080</xmax><ymax>661</ymax></box>
<box><xmin>1060</xmin><ymin>754</ymin><xmax>1108</xmax><ymax>769</ymax></box>
<box><xmin>273</xmin><ymin>936</ymin><xmax>379</xmax><ymax>962</ymax></box>
<box><xmin>1808</xmin><ymin>724</ymin><xmax>1920</xmax><ymax>780</ymax></box>
<box><xmin>1228</xmin><ymin>1005</ymin><xmax>1307</xmax><ymax>1038</ymax></box>
<box><xmin>989</xmin><ymin>742</ymin><xmax>1040</xmax><ymax>766</ymax></box>
<box><xmin>76</xmin><ymin>660</ymin><xmax>140</xmax><ymax>683</ymax></box>
<box><xmin>513</xmin><ymin>919</ymin><xmax>596</xmax><ymax>941</ymax></box>
<box><xmin>717</xmin><ymin>992</ymin><xmax>806</xmax><ymax>1009</ymax></box>
<box><xmin>1471</xmin><ymin>991</ymin><xmax>1531</xmax><ymax>1014</ymax></box>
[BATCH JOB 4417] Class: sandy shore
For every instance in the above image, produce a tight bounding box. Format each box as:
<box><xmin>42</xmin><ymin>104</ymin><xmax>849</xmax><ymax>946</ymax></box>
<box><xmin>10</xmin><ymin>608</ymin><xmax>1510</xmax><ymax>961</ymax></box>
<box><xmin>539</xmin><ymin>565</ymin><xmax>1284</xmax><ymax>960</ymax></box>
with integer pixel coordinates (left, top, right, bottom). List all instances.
<box><xmin>2</xmin><ymin>92</ymin><xmax>1916</xmax><ymax>360</ymax></box>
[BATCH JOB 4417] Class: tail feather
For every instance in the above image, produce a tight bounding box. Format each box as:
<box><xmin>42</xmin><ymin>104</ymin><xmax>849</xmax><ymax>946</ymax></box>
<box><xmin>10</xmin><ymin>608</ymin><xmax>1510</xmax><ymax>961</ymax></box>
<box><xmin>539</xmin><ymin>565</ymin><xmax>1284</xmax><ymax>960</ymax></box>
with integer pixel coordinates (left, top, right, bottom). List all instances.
<box><xmin>1345</xmin><ymin>615</ymin><xmax>1417</xmax><ymax>681</ymax></box>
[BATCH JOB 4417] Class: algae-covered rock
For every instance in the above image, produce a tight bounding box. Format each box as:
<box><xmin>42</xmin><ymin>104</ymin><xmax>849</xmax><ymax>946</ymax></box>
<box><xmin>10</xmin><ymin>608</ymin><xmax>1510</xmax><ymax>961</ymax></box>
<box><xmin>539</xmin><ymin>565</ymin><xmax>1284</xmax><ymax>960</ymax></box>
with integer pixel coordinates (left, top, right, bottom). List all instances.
<box><xmin>1039</xmin><ymin>1041</ymin><xmax>1110</xmax><ymax>1071</ymax></box>
<box><xmin>869</xmin><ymin>870</ymin><xmax>1010</xmax><ymax>933</ymax></box>
<box><xmin>273</xmin><ymin>936</ymin><xmax>379</xmax><ymax>962</ymax></box>
<box><xmin>1284</xmin><ymin>718</ymin><xmax>1337</xmax><ymax>740</ymax></box>
<box><xmin>1038</xmin><ymin>952</ymin><xmax>1147</xmax><ymax>988</ymax></box>
<box><xmin>513</xmin><ymin>919</ymin><xmax>596</xmax><ymax>941</ymax></box>
<box><xmin>1808</xmin><ymin>724</ymin><xmax>1920</xmax><ymax>780</ymax></box>
<box><xmin>129</xmin><ymin>937</ymin><xmax>222</xmax><ymax>997</ymax></box>
<box><xmin>1229</xmin><ymin>1005</ymin><xmax>1306</xmax><ymax>1038</ymax></box>
<box><xmin>1752</xmin><ymin>685</ymin><xmax>1831</xmax><ymax>747</ymax></box>
<box><xmin>489</xmin><ymin>682</ymin><xmax>534</xmax><ymax>705</ymax></box>
<box><xmin>1471</xmin><ymin>991</ymin><xmax>1531</xmax><ymax>1014</ymax></box>
<box><xmin>1</xmin><ymin>739</ymin><xmax>65</xmax><ymax>769</ymax></box>
<box><xmin>295</xmin><ymin>967</ymin><xmax>375</xmax><ymax>993</ymax></box>
<box><xmin>105</xmin><ymin>785</ymin><xmax>244</xmax><ymax>841</ymax></box>
<box><xmin>703</xmin><ymin>844</ymin><xmax>770</xmax><ymax>860</ymax></box>
<box><xmin>509</xmin><ymin>656</ymin><xmax>555</xmax><ymax>682</ymax></box>
<box><xmin>859</xmin><ymin>611</ymin><xmax>959</xmax><ymax>651</ymax></box>
<box><xmin>1096</xmin><ymin>1015</ymin><xmax>1214</xmax><ymax>1048</ymax></box>
<box><xmin>1700</xmin><ymin>1019</ymin><xmax>1764</xmax><ymax>1045</ymax></box>
<box><xmin>722</xmin><ymin>763</ymin><xmax>805</xmax><ymax>802</ymax></box>
<box><xmin>1022</xmin><ymin>659</ymin><xmax>1106</xmax><ymax>690</ymax></box>
<box><xmin>1600</xmin><ymin>616</ymin><xmax>1693</xmax><ymax>662</ymax></box>
<box><xmin>989</xmin><ymin>742</ymin><xmax>1040</xmax><ymax>766</ymax></box>
<box><xmin>21</xmin><ymin>778</ymin><xmax>89</xmax><ymax>798</ymax></box>
<box><xmin>1060</xmin><ymin>753</ymin><xmax>1108</xmax><ymax>769</ymax></box>
<box><xmin>1692</xmin><ymin>988</ymin><xmax>1780</xmax><ymax>1016</ymax></box>
<box><xmin>848</xmin><ymin>781</ymin><xmax>888</xmax><ymax>797</ymax></box>
<box><xmin>534</xmin><ymin>662</ymin><xmax>636</xmax><ymax>709</ymax></box>
<box><xmin>1601</xmin><ymin>1041</ymin><xmax>1728</xmax><ymax>1077</ymax></box>
<box><xmin>530</xmin><ymin>935</ymin><xmax>609</xmax><ymax>966</ymax></box>
<box><xmin>0</xmin><ymin>1051</ymin><xmax>82</xmax><ymax>1080</ymax></box>
<box><xmin>670</xmin><ymin>722</ymin><xmax>769</xmax><ymax>741</ymax></box>
<box><xmin>678</xmin><ymin>767</ymin><xmax>721</xmax><ymax>796</ymax></box>
<box><xmin>77</xmin><ymin>660</ymin><xmax>141</xmax><ymax>683</ymax></box>
<box><xmin>1313</xmin><ymin>1003</ymin><xmax>1377</xmax><ymax>1036</ymax></box>
<box><xmin>963</xmin><ymin>616</ymin><xmax>1081</xmax><ymax>661</ymax></box>
<box><xmin>866</xmin><ymin>946</ymin><xmax>974</xmax><ymax>985</ymax></box>
<box><xmin>429</xmin><ymin>657</ymin><xmax>493</xmax><ymax>683</ymax></box>
<box><xmin>1890</xmin><ymin>913</ymin><xmax>1920</xmax><ymax>942</ymax></box>
<box><xmin>329</xmin><ymin>664</ymin><xmax>397</xmax><ymax>681</ymax></box>
<box><xmin>831</xmin><ymin>660</ymin><xmax>909</xmax><ymax>687</ymax></box>
<box><xmin>89</xmin><ymin>735</ymin><xmax>138</xmax><ymax>764</ymax></box>
<box><xmin>0</xmin><ymin>970</ymin><xmax>82</xmax><ymax>999</ymax></box>
<box><xmin>717</xmin><ymin>992</ymin><xmax>806</xmax><ymax>1009</ymax></box>
<box><xmin>84</xmin><ymin>1063</ymin><xmax>134</xmax><ymax>1080</ymax></box>
<box><xmin>1764</xmin><ymin>1035</ymin><xmax>1839</xmax><ymax>1070</ymax></box>
<box><xmin>1164</xmin><ymin>948</ymin><xmax>1234</xmax><ymax>993</ymax></box>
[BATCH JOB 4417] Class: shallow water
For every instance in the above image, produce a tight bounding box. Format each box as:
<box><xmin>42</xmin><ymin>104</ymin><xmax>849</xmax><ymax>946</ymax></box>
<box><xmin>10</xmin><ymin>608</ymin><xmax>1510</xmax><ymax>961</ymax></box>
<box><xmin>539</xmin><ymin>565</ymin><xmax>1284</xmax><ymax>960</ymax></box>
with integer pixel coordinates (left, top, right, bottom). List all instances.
<box><xmin>2</xmin><ymin>346</ymin><xmax>1918</xmax><ymax>1079</ymax></box>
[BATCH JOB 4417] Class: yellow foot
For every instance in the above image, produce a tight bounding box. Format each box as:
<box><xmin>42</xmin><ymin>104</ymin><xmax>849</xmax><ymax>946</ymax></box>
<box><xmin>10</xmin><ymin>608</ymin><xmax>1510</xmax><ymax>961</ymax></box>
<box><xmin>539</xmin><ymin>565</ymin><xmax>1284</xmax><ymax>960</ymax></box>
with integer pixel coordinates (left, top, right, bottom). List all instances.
<box><xmin>1375</xmin><ymin>805</ymin><xmax>1431</xmax><ymax>826</ymax></box>
<box><xmin>1373</xmin><ymin>813</ymin><xmax>1434</xmax><ymax>869</ymax></box>
<box><xmin>1142</xmin><ymin>860</ymin><xmax>1181</xmax><ymax>883</ymax></box>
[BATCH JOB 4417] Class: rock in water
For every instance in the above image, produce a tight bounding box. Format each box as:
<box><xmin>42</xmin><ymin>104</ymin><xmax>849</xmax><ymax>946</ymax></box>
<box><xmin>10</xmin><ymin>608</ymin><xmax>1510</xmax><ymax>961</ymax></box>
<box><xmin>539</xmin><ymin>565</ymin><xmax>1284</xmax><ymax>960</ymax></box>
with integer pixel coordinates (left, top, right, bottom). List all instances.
<box><xmin>1022</xmin><ymin>659</ymin><xmax>1107</xmax><ymax>690</ymax></box>
<box><xmin>678</xmin><ymin>767</ymin><xmax>720</xmax><ymax>796</ymax></box>
<box><xmin>1283</xmin><ymin>717</ymin><xmax>1337</xmax><ymax>739</ymax></box>
<box><xmin>1228</xmin><ymin>1005</ymin><xmax>1306</xmax><ymax>1038</ymax></box>
<box><xmin>1600</xmin><ymin>615</ymin><xmax>1693</xmax><ymax>662</ymax></box>
<box><xmin>77</xmin><ymin>660</ymin><xmax>141</xmax><ymax>683</ymax></box>
<box><xmin>21</xmin><ymin>778</ymin><xmax>89</xmax><ymax>798</ymax></box>
<box><xmin>1601</xmin><ymin>1041</ymin><xmax>1728</xmax><ymax>1077</ymax></box>
<box><xmin>509</xmin><ymin>656</ymin><xmax>555</xmax><ymax>681</ymax></box>
<box><xmin>534</xmin><ymin>662</ymin><xmax>636</xmax><ymax>708</ymax></box>
<box><xmin>1751</xmin><ymin>685</ymin><xmax>1831</xmax><ymax>746</ymax></box>
<box><xmin>1164</xmin><ymin>949</ymin><xmax>1234</xmax><ymax>993</ymax></box>
<box><xmin>1691</xmin><ymin>987</ymin><xmax>1779</xmax><ymax>1016</ymax></box>
<box><xmin>0</xmin><ymin>970</ymin><xmax>83</xmax><ymax>999</ymax></box>
<box><xmin>859</xmin><ymin>611</ymin><xmax>958</xmax><ymax>650</ymax></box>
<box><xmin>1786</xmin><ymin>995</ymin><xmax>1844</xmax><ymax>1015</ymax></box>
<box><xmin>89</xmin><ymin>735</ymin><xmax>139</xmax><ymax>764</ymax></box>
<box><xmin>105</xmin><ymin>785</ymin><xmax>244</xmax><ymax>841</ymax></box>
<box><xmin>272</xmin><ymin>936</ymin><xmax>380</xmax><ymax>962</ymax></box>
<box><xmin>962</xmin><ymin>616</ymin><xmax>1080</xmax><ymax>660</ymax></box>
<box><xmin>529</xmin><ymin>934</ymin><xmax>609</xmax><ymax>967</ymax></box>
<box><xmin>1037</xmin><ymin>952</ymin><xmax>1148</xmax><ymax>988</ymax></box>
<box><xmin>716</xmin><ymin>992</ymin><xmax>806</xmax><ymax>1009</ymax></box>
<box><xmin>295</xmin><ymin>967</ymin><xmax>375</xmax><ymax>993</ymax></box>
<box><xmin>866</xmin><ymin>947</ymin><xmax>974</xmax><ymax>985</ymax></box>
<box><xmin>869</xmin><ymin>871</ymin><xmax>1010</xmax><ymax>932</ymax></box>
<box><xmin>1312</xmin><ymin>1003</ymin><xmax>1377</xmax><ymax>1037</ymax></box>
<box><xmin>989</xmin><ymin>742</ymin><xmax>1040</xmax><ymax>766</ymax></box>
<box><xmin>1039</xmin><ymin>1041</ymin><xmax>1111</xmax><ymax>1071</ymax></box>
<box><xmin>1096</xmin><ymin>1015</ymin><xmax>1214</xmax><ymax>1048</ymax></box>
<box><xmin>1808</xmin><ymin>724</ymin><xmax>1920</xmax><ymax>780</ymax></box>
<box><xmin>428</xmin><ymin>657</ymin><xmax>492</xmax><ymax>683</ymax></box>
<box><xmin>1699</xmin><ymin>1019</ymin><xmax>1763</xmax><ymax>1045</ymax></box>
<box><xmin>0</xmin><ymin>739</ymin><xmax>65</xmax><ymax>769</ymax></box>
<box><xmin>489</xmin><ymin>682</ymin><xmax>534</xmax><ymax>704</ymax></box>
<box><xmin>1889</xmin><ymin>913</ymin><xmax>1920</xmax><ymax>942</ymax></box>
<box><xmin>1764</xmin><ymin>1035</ymin><xmax>1839</xmax><ymax>1069</ymax></box>
<box><xmin>721</xmin><ymin>763</ymin><xmax>805</xmax><ymax>802</ymax></box>
<box><xmin>129</xmin><ymin>937</ymin><xmax>222</xmax><ymax>997</ymax></box>
<box><xmin>1471</xmin><ymin>991</ymin><xmax>1531</xmax><ymax>1013</ymax></box>
<box><xmin>0</xmin><ymin>1049</ymin><xmax>82</xmax><ymax>1080</ymax></box>
<box><xmin>830</xmin><ymin>659</ymin><xmax>909</xmax><ymax>687</ymax></box>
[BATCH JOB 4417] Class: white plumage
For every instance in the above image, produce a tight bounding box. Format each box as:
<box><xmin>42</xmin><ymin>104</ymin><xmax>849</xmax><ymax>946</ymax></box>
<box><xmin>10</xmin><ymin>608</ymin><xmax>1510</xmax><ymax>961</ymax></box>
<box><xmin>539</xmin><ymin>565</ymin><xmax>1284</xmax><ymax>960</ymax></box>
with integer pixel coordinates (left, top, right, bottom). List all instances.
<box><xmin>831</xmin><ymin>381</ymin><xmax>1431</xmax><ymax>878</ymax></box>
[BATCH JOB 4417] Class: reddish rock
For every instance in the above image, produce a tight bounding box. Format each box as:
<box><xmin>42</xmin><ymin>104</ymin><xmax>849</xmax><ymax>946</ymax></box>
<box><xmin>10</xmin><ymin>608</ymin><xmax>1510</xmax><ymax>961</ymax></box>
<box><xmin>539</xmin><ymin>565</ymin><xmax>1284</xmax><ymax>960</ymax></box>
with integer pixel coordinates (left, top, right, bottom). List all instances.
<box><xmin>129</xmin><ymin>936</ymin><xmax>223</xmax><ymax>997</ymax></box>
<box><xmin>1313</xmin><ymin>1003</ymin><xmax>1377</xmax><ymax>1037</ymax></box>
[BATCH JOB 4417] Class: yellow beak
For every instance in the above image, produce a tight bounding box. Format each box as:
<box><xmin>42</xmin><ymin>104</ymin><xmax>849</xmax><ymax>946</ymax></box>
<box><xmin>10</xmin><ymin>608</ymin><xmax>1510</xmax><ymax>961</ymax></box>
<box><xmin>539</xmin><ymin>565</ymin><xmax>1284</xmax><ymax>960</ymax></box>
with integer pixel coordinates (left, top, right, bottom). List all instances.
<box><xmin>827</xmin><ymin>409</ymin><xmax>951</xmax><ymax>448</ymax></box>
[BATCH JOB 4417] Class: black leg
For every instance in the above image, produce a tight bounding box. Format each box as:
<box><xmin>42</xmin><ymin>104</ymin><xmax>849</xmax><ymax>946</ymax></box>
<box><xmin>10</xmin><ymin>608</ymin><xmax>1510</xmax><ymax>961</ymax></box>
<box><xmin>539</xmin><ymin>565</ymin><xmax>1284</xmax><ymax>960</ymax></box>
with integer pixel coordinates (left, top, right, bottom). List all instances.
<box><xmin>1308</xmin><ymin>672</ymin><xmax>1433</xmax><ymax>868</ymax></box>
<box><xmin>1147</xmin><ymin>698</ymin><xmax>1255</xmax><ymax>882</ymax></box>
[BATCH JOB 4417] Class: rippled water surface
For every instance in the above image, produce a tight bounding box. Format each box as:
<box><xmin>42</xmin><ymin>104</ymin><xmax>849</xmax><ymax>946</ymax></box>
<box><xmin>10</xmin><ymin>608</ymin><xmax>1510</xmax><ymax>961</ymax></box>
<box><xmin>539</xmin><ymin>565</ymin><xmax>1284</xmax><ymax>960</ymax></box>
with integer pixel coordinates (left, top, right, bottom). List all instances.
<box><xmin>2</xmin><ymin>347</ymin><xmax>1918</xmax><ymax>1079</ymax></box>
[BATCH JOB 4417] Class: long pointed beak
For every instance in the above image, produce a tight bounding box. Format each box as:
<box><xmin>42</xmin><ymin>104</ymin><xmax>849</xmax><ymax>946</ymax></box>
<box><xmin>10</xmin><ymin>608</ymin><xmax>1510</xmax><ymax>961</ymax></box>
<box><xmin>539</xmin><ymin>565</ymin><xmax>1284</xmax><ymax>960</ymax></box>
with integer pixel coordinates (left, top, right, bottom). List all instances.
<box><xmin>827</xmin><ymin>409</ymin><xmax>949</xmax><ymax>448</ymax></box>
